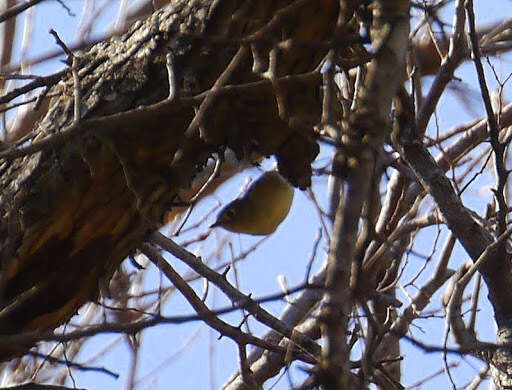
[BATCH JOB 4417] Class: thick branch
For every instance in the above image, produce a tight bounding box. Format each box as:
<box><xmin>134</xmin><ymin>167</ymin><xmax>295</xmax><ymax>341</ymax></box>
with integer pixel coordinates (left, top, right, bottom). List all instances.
<box><xmin>0</xmin><ymin>0</ymin><xmax>342</xmax><ymax>360</ymax></box>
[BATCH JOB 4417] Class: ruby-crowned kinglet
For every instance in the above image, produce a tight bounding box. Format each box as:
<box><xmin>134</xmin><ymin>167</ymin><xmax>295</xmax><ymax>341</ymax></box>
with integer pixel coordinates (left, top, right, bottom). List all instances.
<box><xmin>210</xmin><ymin>170</ymin><xmax>294</xmax><ymax>235</ymax></box>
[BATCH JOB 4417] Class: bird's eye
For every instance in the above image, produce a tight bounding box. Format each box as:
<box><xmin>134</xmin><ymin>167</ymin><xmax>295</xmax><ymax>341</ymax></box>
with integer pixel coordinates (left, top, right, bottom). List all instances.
<box><xmin>225</xmin><ymin>208</ymin><xmax>236</xmax><ymax>219</ymax></box>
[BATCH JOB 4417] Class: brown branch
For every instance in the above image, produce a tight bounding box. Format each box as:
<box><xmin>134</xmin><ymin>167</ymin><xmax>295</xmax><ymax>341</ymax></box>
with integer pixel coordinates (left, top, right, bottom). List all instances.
<box><xmin>0</xmin><ymin>70</ymin><xmax>67</xmax><ymax>106</ymax></box>
<box><xmin>466</xmin><ymin>0</ymin><xmax>508</xmax><ymax>242</ymax></box>
<box><xmin>222</xmin><ymin>264</ymin><xmax>327</xmax><ymax>389</ymax></box>
<box><xmin>28</xmin><ymin>351</ymin><xmax>119</xmax><ymax>379</ymax></box>
<box><xmin>0</xmin><ymin>0</ymin><xmax>44</xmax><ymax>24</ymax></box>
<box><xmin>416</xmin><ymin>0</ymin><xmax>467</xmax><ymax>135</ymax></box>
<box><xmin>444</xmin><ymin>229</ymin><xmax>512</xmax><ymax>356</ymax></box>
<box><xmin>184</xmin><ymin>45</ymin><xmax>249</xmax><ymax>139</ymax></box>
<box><xmin>140</xmin><ymin>242</ymin><xmax>310</xmax><ymax>359</ymax></box>
<box><xmin>0</xmin><ymin>282</ymin><xmax>315</xmax><ymax>356</ymax></box>
<box><xmin>150</xmin><ymin>231</ymin><xmax>321</xmax><ymax>358</ymax></box>
<box><xmin>0</xmin><ymin>70</ymin><xmax>321</xmax><ymax>160</ymax></box>
<box><xmin>318</xmin><ymin>1</ymin><xmax>410</xmax><ymax>387</ymax></box>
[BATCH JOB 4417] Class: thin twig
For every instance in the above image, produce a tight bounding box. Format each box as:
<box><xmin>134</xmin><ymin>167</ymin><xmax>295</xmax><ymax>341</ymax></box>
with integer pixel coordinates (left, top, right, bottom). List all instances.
<box><xmin>184</xmin><ymin>45</ymin><xmax>248</xmax><ymax>138</ymax></box>
<box><xmin>150</xmin><ymin>231</ymin><xmax>321</xmax><ymax>358</ymax></box>
<box><xmin>466</xmin><ymin>0</ymin><xmax>508</xmax><ymax>240</ymax></box>
<box><xmin>174</xmin><ymin>156</ymin><xmax>222</xmax><ymax>235</ymax></box>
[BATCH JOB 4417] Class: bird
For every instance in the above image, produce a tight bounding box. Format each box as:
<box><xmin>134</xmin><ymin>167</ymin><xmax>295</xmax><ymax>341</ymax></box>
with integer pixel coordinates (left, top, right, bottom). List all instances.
<box><xmin>210</xmin><ymin>170</ymin><xmax>295</xmax><ymax>235</ymax></box>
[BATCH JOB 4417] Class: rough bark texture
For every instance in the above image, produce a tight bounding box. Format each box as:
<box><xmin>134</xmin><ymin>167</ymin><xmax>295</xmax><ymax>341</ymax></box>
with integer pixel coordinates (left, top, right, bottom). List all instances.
<box><xmin>0</xmin><ymin>0</ymin><xmax>344</xmax><ymax>359</ymax></box>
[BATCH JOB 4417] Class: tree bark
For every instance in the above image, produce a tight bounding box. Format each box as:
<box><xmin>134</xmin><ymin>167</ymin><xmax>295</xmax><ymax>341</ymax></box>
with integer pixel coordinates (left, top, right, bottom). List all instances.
<box><xmin>0</xmin><ymin>0</ymin><xmax>343</xmax><ymax>359</ymax></box>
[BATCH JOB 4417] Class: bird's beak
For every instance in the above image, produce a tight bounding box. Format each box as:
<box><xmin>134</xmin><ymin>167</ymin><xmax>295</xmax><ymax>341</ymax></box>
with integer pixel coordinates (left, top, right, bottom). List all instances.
<box><xmin>209</xmin><ymin>220</ymin><xmax>220</xmax><ymax>229</ymax></box>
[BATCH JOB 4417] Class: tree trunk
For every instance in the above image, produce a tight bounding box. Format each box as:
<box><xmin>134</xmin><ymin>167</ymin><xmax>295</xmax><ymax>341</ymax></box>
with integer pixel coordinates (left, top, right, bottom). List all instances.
<box><xmin>0</xmin><ymin>0</ymin><xmax>343</xmax><ymax>359</ymax></box>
